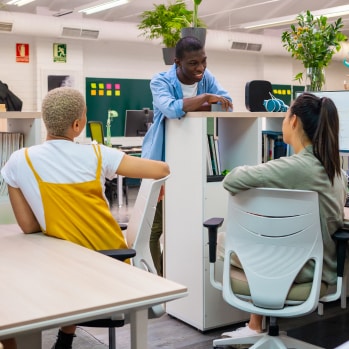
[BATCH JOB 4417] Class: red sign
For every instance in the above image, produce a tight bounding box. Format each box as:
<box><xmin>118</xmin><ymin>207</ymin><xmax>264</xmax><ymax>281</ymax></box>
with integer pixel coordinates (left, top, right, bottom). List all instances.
<box><xmin>16</xmin><ymin>43</ymin><xmax>29</xmax><ymax>63</ymax></box>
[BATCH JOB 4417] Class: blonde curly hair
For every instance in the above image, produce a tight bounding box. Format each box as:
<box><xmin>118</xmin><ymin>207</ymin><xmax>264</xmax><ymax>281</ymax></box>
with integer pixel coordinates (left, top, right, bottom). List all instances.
<box><xmin>42</xmin><ymin>87</ymin><xmax>85</xmax><ymax>136</ymax></box>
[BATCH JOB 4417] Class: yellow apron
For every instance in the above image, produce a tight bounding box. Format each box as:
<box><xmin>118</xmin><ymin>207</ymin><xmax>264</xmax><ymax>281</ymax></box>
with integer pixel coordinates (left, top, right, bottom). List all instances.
<box><xmin>25</xmin><ymin>145</ymin><xmax>128</xmax><ymax>251</ymax></box>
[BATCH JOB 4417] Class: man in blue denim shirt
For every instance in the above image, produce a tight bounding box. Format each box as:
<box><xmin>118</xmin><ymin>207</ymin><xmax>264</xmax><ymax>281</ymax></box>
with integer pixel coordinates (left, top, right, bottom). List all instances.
<box><xmin>142</xmin><ymin>36</ymin><xmax>233</xmax><ymax>275</ymax></box>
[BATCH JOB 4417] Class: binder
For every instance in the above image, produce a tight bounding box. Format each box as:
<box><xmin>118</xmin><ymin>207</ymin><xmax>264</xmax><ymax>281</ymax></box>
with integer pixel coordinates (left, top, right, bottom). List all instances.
<box><xmin>262</xmin><ymin>130</ymin><xmax>287</xmax><ymax>163</ymax></box>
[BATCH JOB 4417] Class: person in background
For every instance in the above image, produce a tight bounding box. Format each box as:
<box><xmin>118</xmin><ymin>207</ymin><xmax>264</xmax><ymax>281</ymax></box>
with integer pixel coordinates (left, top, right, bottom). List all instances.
<box><xmin>217</xmin><ymin>92</ymin><xmax>347</xmax><ymax>339</ymax></box>
<box><xmin>1</xmin><ymin>87</ymin><xmax>170</xmax><ymax>349</ymax></box>
<box><xmin>142</xmin><ymin>35</ymin><xmax>233</xmax><ymax>276</ymax></box>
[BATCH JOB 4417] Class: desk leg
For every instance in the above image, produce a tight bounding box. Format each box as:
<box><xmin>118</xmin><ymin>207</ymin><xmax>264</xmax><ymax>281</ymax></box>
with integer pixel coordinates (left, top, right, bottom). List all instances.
<box><xmin>16</xmin><ymin>332</ymin><xmax>41</xmax><ymax>349</ymax></box>
<box><xmin>118</xmin><ymin>175</ymin><xmax>123</xmax><ymax>207</ymax></box>
<box><xmin>130</xmin><ymin>308</ymin><xmax>148</xmax><ymax>349</ymax></box>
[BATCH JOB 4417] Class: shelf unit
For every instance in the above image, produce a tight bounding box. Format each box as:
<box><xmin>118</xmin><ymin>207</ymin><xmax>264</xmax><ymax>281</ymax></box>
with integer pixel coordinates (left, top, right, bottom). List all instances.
<box><xmin>0</xmin><ymin>112</ymin><xmax>41</xmax><ymax>223</ymax></box>
<box><xmin>164</xmin><ymin>111</ymin><xmax>285</xmax><ymax>331</ymax></box>
<box><xmin>0</xmin><ymin>112</ymin><xmax>42</xmax><ymax>146</ymax></box>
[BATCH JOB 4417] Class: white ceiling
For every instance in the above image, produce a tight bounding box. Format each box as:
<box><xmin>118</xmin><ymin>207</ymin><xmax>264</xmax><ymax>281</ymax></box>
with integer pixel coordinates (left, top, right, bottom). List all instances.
<box><xmin>1</xmin><ymin>0</ymin><xmax>349</xmax><ymax>37</ymax></box>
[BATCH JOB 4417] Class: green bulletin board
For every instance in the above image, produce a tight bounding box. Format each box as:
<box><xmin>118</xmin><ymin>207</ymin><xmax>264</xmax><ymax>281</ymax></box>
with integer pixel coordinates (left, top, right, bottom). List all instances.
<box><xmin>85</xmin><ymin>77</ymin><xmax>153</xmax><ymax>137</ymax></box>
<box><xmin>271</xmin><ymin>84</ymin><xmax>305</xmax><ymax>107</ymax></box>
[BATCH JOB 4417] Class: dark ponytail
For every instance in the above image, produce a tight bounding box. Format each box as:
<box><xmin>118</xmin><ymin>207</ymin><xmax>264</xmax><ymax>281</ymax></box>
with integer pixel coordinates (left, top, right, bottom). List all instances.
<box><xmin>290</xmin><ymin>93</ymin><xmax>341</xmax><ymax>184</ymax></box>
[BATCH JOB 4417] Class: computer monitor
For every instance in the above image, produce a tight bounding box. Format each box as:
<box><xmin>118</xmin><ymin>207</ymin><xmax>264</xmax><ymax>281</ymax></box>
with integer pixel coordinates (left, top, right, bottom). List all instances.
<box><xmin>124</xmin><ymin>109</ymin><xmax>154</xmax><ymax>137</ymax></box>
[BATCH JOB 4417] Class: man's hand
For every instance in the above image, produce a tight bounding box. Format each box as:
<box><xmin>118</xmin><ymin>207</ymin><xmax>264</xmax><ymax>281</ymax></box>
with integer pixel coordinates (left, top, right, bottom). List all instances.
<box><xmin>183</xmin><ymin>93</ymin><xmax>233</xmax><ymax>112</ymax></box>
<box><xmin>205</xmin><ymin>94</ymin><xmax>233</xmax><ymax>111</ymax></box>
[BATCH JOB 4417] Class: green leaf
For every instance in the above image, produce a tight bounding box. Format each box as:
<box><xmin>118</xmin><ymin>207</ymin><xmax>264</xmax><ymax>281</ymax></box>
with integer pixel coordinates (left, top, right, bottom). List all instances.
<box><xmin>281</xmin><ymin>9</ymin><xmax>348</xmax><ymax>90</ymax></box>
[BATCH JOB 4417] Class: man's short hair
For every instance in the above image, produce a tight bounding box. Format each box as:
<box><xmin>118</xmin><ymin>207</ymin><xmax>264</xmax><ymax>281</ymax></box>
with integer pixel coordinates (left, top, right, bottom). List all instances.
<box><xmin>175</xmin><ymin>36</ymin><xmax>204</xmax><ymax>60</ymax></box>
<box><xmin>42</xmin><ymin>87</ymin><xmax>85</xmax><ymax>136</ymax></box>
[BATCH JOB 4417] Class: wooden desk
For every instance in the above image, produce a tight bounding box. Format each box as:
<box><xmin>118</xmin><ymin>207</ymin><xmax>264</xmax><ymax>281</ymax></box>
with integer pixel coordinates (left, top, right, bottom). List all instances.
<box><xmin>0</xmin><ymin>225</ymin><xmax>187</xmax><ymax>349</ymax></box>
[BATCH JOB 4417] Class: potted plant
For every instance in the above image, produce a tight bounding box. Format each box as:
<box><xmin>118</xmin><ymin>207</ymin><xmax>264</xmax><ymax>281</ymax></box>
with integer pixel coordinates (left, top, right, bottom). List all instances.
<box><xmin>181</xmin><ymin>0</ymin><xmax>207</xmax><ymax>46</ymax></box>
<box><xmin>138</xmin><ymin>1</ymin><xmax>194</xmax><ymax>65</ymax></box>
<box><xmin>281</xmin><ymin>10</ymin><xmax>347</xmax><ymax>91</ymax></box>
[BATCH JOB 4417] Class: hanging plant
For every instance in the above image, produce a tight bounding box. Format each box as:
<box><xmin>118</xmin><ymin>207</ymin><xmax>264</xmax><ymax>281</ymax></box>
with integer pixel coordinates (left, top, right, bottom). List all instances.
<box><xmin>138</xmin><ymin>1</ymin><xmax>193</xmax><ymax>48</ymax></box>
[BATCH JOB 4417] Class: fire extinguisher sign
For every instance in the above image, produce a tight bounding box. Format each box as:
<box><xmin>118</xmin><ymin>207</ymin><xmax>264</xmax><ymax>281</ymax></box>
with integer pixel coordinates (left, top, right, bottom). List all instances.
<box><xmin>16</xmin><ymin>43</ymin><xmax>29</xmax><ymax>63</ymax></box>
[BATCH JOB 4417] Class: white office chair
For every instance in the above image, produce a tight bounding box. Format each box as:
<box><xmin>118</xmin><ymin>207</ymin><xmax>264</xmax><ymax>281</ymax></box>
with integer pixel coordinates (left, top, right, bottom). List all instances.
<box><xmin>317</xmin><ymin>233</ymin><xmax>348</xmax><ymax>315</ymax></box>
<box><xmin>80</xmin><ymin>175</ymin><xmax>169</xmax><ymax>349</ymax></box>
<box><xmin>126</xmin><ymin>177</ymin><xmax>164</xmax><ymax>273</ymax></box>
<box><xmin>204</xmin><ymin>188</ymin><xmax>329</xmax><ymax>349</ymax></box>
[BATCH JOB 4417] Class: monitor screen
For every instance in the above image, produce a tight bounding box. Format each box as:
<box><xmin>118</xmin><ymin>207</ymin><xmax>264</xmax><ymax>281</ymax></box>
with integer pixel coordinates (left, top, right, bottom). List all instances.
<box><xmin>124</xmin><ymin>109</ymin><xmax>154</xmax><ymax>137</ymax></box>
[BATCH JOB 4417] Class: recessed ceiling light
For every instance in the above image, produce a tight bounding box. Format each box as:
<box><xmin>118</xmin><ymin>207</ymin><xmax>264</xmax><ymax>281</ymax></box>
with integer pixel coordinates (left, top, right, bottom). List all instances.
<box><xmin>6</xmin><ymin>0</ymin><xmax>36</xmax><ymax>6</ymax></box>
<box><xmin>241</xmin><ymin>5</ymin><xmax>349</xmax><ymax>30</ymax></box>
<box><xmin>78</xmin><ymin>0</ymin><xmax>129</xmax><ymax>15</ymax></box>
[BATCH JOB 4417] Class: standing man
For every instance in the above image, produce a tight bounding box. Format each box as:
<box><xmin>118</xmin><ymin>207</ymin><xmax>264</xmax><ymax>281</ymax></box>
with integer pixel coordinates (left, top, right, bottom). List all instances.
<box><xmin>142</xmin><ymin>36</ymin><xmax>233</xmax><ymax>276</ymax></box>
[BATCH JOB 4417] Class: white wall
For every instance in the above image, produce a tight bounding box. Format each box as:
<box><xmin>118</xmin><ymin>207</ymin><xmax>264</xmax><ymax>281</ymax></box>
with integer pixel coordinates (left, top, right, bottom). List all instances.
<box><xmin>1</xmin><ymin>31</ymin><xmax>348</xmax><ymax>139</ymax></box>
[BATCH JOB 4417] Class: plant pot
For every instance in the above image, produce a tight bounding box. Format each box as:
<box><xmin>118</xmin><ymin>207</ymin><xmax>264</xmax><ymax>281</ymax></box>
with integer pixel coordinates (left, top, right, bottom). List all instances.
<box><xmin>181</xmin><ymin>27</ymin><xmax>206</xmax><ymax>46</ymax></box>
<box><xmin>305</xmin><ymin>67</ymin><xmax>325</xmax><ymax>92</ymax></box>
<box><xmin>162</xmin><ymin>47</ymin><xmax>176</xmax><ymax>65</ymax></box>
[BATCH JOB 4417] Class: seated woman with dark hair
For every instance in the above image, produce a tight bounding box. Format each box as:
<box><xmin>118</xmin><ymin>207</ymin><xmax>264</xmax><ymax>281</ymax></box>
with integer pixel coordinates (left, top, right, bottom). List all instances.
<box><xmin>218</xmin><ymin>92</ymin><xmax>347</xmax><ymax>339</ymax></box>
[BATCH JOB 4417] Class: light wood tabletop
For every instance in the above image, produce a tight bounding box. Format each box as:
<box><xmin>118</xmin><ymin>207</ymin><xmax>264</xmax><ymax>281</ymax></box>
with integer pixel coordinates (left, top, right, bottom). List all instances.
<box><xmin>0</xmin><ymin>224</ymin><xmax>187</xmax><ymax>349</ymax></box>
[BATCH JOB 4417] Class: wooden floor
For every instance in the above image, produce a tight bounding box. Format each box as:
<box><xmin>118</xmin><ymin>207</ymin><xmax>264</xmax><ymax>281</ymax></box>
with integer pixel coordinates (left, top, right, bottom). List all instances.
<box><xmin>42</xmin><ymin>298</ymin><xmax>349</xmax><ymax>349</ymax></box>
<box><xmin>41</xmin><ymin>187</ymin><xmax>349</xmax><ymax>349</ymax></box>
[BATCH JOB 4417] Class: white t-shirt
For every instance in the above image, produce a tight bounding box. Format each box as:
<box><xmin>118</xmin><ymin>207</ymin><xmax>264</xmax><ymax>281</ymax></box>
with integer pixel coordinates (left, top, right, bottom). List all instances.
<box><xmin>1</xmin><ymin>140</ymin><xmax>124</xmax><ymax>230</ymax></box>
<box><xmin>180</xmin><ymin>82</ymin><xmax>198</xmax><ymax>98</ymax></box>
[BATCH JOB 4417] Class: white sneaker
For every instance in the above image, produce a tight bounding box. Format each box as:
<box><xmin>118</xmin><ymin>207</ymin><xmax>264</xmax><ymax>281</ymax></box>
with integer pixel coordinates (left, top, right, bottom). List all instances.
<box><xmin>222</xmin><ymin>323</ymin><xmax>263</xmax><ymax>338</ymax></box>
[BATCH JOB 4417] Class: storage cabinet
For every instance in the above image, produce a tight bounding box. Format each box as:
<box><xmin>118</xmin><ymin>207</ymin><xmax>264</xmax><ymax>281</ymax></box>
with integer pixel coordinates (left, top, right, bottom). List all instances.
<box><xmin>0</xmin><ymin>112</ymin><xmax>41</xmax><ymax>146</ymax></box>
<box><xmin>164</xmin><ymin>111</ymin><xmax>284</xmax><ymax>331</ymax></box>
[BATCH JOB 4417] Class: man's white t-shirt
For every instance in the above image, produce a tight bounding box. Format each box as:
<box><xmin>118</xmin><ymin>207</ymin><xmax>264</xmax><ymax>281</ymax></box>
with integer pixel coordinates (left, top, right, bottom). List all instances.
<box><xmin>180</xmin><ymin>82</ymin><xmax>198</xmax><ymax>98</ymax></box>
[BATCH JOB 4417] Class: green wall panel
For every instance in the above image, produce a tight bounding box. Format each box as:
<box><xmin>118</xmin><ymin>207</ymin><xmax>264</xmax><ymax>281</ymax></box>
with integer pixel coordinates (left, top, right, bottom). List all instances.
<box><xmin>85</xmin><ymin>77</ymin><xmax>153</xmax><ymax>137</ymax></box>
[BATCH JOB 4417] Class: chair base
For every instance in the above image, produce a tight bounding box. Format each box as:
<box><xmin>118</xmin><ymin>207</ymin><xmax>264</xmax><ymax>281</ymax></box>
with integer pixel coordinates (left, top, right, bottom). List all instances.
<box><xmin>213</xmin><ymin>332</ymin><xmax>325</xmax><ymax>349</ymax></box>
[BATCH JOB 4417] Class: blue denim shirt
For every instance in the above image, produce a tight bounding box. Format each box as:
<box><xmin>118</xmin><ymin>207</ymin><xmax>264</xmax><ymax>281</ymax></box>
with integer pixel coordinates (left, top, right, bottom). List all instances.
<box><xmin>141</xmin><ymin>64</ymin><xmax>232</xmax><ymax>161</ymax></box>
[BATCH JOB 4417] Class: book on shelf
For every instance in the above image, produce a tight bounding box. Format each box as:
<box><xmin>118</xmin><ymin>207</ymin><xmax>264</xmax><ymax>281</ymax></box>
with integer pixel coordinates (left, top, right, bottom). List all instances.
<box><xmin>214</xmin><ymin>138</ymin><xmax>221</xmax><ymax>175</ymax></box>
<box><xmin>262</xmin><ymin>130</ymin><xmax>287</xmax><ymax>163</ymax></box>
<box><xmin>206</xmin><ymin>137</ymin><xmax>213</xmax><ymax>175</ymax></box>
<box><xmin>207</xmin><ymin>134</ymin><xmax>219</xmax><ymax>176</ymax></box>
<box><xmin>206</xmin><ymin>134</ymin><xmax>225</xmax><ymax>181</ymax></box>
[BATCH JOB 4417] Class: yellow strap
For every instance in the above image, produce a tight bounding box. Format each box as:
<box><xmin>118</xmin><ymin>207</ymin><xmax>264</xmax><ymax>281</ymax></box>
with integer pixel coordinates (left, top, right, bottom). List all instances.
<box><xmin>25</xmin><ymin>148</ymin><xmax>42</xmax><ymax>182</ymax></box>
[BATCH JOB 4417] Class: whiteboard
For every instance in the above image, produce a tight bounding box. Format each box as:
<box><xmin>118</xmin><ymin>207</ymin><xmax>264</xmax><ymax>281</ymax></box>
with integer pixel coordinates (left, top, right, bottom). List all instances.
<box><xmin>297</xmin><ymin>91</ymin><xmax>349</xmax><ymax>151</ymax></box>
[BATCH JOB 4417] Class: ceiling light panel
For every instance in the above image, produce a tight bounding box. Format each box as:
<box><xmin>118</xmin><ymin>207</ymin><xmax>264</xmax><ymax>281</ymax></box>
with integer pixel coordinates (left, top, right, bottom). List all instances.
<box><xmin>78</xmin><ymin>0</ymin><xmax>129</xmax><ymax>15</ymax></box>
<box><xmin>6</xmin><ymin>0</ymin><xmax>36</xmax><ymax>6</ymax></box>
<box><xmin>241</xmin><ymin>4</ymin><xmax>349</xmax><ymax>30</ymax></box>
